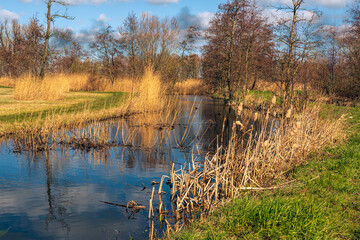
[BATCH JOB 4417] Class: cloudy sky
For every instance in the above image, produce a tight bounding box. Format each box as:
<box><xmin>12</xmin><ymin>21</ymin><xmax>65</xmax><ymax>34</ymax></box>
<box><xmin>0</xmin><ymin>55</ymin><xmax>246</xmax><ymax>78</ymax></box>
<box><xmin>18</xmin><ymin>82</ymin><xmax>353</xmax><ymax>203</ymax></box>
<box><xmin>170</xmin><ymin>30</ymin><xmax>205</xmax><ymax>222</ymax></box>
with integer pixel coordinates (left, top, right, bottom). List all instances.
<box><xmin>0</xmin><ymin>0</ymin><xmax>354</xmax><ymax>35</ymax></box>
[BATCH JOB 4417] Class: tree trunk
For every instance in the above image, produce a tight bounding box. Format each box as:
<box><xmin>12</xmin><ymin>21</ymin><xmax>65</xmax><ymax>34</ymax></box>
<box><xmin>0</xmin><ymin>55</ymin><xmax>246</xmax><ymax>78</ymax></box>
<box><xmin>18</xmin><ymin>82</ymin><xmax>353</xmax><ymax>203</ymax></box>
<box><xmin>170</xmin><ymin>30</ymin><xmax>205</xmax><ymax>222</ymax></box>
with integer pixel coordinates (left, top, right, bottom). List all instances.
<box><xmin>226</xmin><ymin>13</ymin><xmax>237</xmax><ymax>100</ymax></box>
<box><xmin>283</xmin><ymin>1</ymin><xmax>301</xmax><ymax>114</ymax></box>
<box><xmin>40</xmin><ymin>0</ymin><xmax>52</xmax><ymax>79</ymax></box>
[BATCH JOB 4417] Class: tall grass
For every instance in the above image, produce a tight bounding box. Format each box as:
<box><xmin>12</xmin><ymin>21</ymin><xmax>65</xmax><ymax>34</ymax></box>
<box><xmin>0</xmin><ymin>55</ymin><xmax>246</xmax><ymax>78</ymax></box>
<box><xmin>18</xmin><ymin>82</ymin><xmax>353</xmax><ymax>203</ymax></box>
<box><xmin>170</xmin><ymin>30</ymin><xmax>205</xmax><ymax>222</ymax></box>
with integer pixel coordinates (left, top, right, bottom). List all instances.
<box><xmin>0</xmin><ymin>76</ymin><xmax>16</xmax><ymax>87</ymax></box>
<box><xmin>167</xmin><ymin>101</ymin><xmax>346</xmax><ymax>221</ymax></box>
<box><xmin>14</xmin><ymin>74</ymin><xmax>71</xmax><ymax>101</ymax></box>
<box><xmin>138</xmin><ymin>67</ymin><xmax>162</xmax><ymax>109</ymax></box>
<box><xmin>66</xmin><ymin>73</ymin><xmax>90</xmax><ymax>91</ymax></box>
<box><xmin>173</xmin><ymin>79</ymin><xmax>208</xmax><ymax>95</ymax></box>
<box><xmin>2</xmin><ymin>68</ymin><xmax>178</xmax><ymax>139</ymax></box>
<box><xmin>12</xmin><ymin>70</ymin><xmax>161</xmax><ymax>101</ymax></box>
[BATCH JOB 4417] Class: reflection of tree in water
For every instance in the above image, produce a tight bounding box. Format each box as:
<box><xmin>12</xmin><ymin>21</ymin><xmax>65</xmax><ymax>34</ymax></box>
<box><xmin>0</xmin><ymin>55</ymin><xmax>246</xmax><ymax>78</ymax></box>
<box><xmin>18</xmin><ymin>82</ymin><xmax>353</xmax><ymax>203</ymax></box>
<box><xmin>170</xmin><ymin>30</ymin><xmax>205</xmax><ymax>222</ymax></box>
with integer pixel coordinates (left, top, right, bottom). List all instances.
<box><xmin>2</xmin><ymin>96</ymin><xmax>241</xmax><ymax>240</ymax></box>
<box><xmin>183</xmin><ymin>97</ymin><xmax>235</xmax><ymax>151</ymax></box>
<box><xmin>43</xmin><ymin>153</ymin><xmax>71</xmax><ymax>236</ymax></box>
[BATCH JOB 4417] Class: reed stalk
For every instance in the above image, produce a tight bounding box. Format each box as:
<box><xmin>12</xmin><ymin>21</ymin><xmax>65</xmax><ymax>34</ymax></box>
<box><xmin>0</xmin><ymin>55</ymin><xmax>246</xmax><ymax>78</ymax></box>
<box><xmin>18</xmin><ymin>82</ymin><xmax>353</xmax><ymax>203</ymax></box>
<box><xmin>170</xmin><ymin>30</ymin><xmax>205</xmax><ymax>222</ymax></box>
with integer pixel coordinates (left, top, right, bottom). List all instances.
<box><xmin>166</xmin><ymin>101</ymin><xmax>346</xmax><ymax>226</ymax></box>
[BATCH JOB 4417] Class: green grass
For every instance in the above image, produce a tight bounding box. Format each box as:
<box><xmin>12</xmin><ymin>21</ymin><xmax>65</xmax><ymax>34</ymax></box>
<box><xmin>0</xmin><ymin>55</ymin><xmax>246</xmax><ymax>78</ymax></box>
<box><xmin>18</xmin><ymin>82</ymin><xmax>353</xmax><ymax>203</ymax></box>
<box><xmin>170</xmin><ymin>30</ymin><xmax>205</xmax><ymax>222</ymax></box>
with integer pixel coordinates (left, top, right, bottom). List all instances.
<box><xmin>0</xmin><ymin>85</ymin><xmax>13</xmax><ymax>89</ymax></box>
<box><xmin>0</xmin><ymin>87</ymin><xmax>128</xmax><ymax>123</ymax></box>
<box><xmin>238</xmin><ymin>90</ymin><xmax>276</xmax><ymax>101</ymax></box>
<box><xmin>171</xmin><ymin>105</ymin><xmax>360</xmax><ymax>240</ymax></box>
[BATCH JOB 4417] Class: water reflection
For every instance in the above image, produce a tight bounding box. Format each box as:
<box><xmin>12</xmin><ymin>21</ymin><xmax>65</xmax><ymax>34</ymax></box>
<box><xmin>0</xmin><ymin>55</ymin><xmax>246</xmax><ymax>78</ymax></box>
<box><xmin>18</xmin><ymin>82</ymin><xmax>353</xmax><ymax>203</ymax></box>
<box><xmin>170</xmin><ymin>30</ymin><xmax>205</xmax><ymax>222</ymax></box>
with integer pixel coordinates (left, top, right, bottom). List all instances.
<box><xmin>0</xmin><ymin>96</ymin><xmax>235</xmax><ymax>240</ymax></box>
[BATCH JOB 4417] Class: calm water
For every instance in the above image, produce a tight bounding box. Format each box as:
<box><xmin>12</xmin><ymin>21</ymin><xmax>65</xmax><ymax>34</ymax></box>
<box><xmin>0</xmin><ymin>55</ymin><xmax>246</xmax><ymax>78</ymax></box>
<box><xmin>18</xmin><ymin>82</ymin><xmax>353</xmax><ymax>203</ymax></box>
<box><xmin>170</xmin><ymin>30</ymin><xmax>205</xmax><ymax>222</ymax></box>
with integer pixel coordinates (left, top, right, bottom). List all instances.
<box><xmin>0</xmin><ymin>96</ymin><xmax>235</xmax><ymax>240</ymax></box>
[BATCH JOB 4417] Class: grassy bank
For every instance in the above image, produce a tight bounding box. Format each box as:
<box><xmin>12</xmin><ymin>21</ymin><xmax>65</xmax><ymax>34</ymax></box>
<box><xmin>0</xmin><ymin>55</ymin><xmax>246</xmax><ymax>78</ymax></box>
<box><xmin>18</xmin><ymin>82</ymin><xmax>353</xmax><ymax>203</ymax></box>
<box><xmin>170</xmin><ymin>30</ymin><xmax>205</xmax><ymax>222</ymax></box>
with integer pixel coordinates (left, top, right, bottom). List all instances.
<box><xmin>0</xmin><ymin>69</ymin><xmax>166</xmax><ymax>138</ymax></box>
<box><xmin>0</xmin><ymin>87</ymin><xmax>128</xmax><ymax>123</ymax></box>
<box><xmin>170</xmin><ymin>105</ymin><xmax>359</xmax><ymax>239</ymax></box>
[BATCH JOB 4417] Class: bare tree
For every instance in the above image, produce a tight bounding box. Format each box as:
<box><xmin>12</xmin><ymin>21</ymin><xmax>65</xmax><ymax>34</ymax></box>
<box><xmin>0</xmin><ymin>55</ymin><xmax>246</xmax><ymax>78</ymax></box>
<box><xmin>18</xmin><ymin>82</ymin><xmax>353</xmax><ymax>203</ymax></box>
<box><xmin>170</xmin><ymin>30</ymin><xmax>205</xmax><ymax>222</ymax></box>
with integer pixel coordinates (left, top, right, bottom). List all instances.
<box><xmin>53</xmin><ymin>33</ymin><xmax>84</xmax><ymax>74</ymax></box>
<box><xmin>0</xmin><ymin>18</ymin><xmax>44</xmax><ymax>77</ymax></box>
<box><xmin>119</xmin><ymin>13</ymin><xmax>139</xmax><ymax>78</ymax></box>
<box><xmin>339</xmin><ymin>0</ymin><xmax>360</xmax><ymax>98</ymax></box>
<box><xmin>202</xmin><ymin>0</ymin><xmax>274</xmax><ymax>99</ymax></box>
<box><xmin>177</xmin><ymin>26</ymin><xmax>201</xmax><ymax>81</ymax></box>
<box><xmin>274</xmin><ymin>0</ymin><xmax>320</xmax><ymax>111</ymax></box>
<box><xmin>39</xmin><ymin>0</ymin><xmax>74</xmax><ymax>79</ymax></box>
<box><xmin>90</xmin><ymin>26</ymin><xmax>122</xmax><ymax>83</ymax></box>
<box><xmin>119</xmin><ymin>13</ymin><xmax>180</xmax><ymax>81</ymax></box>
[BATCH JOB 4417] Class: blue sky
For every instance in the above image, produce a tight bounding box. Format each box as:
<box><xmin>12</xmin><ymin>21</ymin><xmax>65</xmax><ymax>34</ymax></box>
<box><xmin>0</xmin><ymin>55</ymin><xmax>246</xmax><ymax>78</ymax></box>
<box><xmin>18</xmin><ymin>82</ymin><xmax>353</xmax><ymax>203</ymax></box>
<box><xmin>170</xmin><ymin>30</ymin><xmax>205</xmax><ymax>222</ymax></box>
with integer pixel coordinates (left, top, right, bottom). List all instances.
<box><xmin>0</xmin><ymin>0</ymin><xmax>354</xmax><ymax>35</ymax></box>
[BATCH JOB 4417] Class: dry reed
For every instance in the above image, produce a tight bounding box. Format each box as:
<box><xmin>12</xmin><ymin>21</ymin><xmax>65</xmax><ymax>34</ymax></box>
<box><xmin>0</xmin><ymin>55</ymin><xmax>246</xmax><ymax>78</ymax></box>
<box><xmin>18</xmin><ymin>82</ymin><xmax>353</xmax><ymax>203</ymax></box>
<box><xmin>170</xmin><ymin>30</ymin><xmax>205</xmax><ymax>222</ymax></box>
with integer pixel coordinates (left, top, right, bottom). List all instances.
<box><xmin>0</xmin><ymin>76</ymin><xmax>16</xmax><ymax>87</ymax></box>
<box><xmin>173</xmin><ymin>79</ymin><xmax>208</xmax><ymax>95</ymax></box>
<box><xmin>14</xmin><ymin>74</ymin><xmax>71</xmax><ymax>101</ymax></box>
<box><xmin>12</xmin><ymin>73</ymin><xmax>138</xmax><ymax>101</ymax></box>
<box><xmin>167</xmin><ymin>101</ymin><xmax>346</xmax><ymax>221</ymax></box>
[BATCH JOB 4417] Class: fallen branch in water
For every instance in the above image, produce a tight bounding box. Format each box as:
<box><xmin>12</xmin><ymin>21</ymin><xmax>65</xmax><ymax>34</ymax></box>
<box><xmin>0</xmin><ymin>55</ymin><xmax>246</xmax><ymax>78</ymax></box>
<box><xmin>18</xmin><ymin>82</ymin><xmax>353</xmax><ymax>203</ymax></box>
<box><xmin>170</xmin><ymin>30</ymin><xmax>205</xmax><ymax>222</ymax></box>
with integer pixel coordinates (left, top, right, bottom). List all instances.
<box><xmin>101</xmin><ymin>201</ymin><xmax>146</xmax><ymax>210</ymax></box>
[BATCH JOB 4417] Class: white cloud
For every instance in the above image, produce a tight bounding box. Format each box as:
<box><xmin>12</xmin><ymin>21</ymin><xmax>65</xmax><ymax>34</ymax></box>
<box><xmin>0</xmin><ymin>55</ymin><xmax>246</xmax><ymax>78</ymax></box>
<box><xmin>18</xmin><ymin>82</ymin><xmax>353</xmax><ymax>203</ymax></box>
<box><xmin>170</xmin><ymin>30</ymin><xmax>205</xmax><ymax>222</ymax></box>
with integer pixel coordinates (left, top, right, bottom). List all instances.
<box><xmin>63</xmin><ymin>0</ymin><xmax>108</xmax><ymax>5</ymax></box>
<box><xmin>259</xmin><ymin>0</ymin><xmax>352</xmax><ymax>8</ymax></box>
<box><xmin>263</xmin><ymin>8</ymin><xmax>316</xmax><ymax>24</ymax></box>
<box><xmin>74</xmin><ymin>32</ymin><xmax>96</xmax><ymax>43</ymax></box>
<box><xmin>19</xmin><ymin>0</ymin><xmax>131</xmax><ymax>4</ymax></box>
<box><xmin>258</xmin><ymin>0</ymin><xmax>293</xmax><ymax>8</ymax></box>
<box><xmin>97</xmin><ymin>13</ymin><xmax>111</xmax><ymax>22</ymax></box>
<box><xmin>0</xmin><ymin>9</ymin><xmax>20</xmax><ymax>20</ymax></box>
<box><xmin>314</xmin><ymin>0</ymin><xmax>352</xmax><ymax>8</ymax></box>
<box><xmin>43</xmin><ymin>0</ymin><xmax>131</xmax><ymax>4</ymax></box>
<box><xmin>177</xmin><ymin>7</ymin><xmax>214</xmax><ymax>30</ymax></box>
<box><xmin>318</xmin><ymin>24</ymin><xmax>350</xmax><ymax>33</ymax></box>
<box><xmin>146</xmin><ymin>0</ymin><xmax>178</xmax><ymax>5</ymax></box>
<box><xmin>197</xmin><ymin>12</ymin><xmax>214</xmax><ymax>29</ymax></box>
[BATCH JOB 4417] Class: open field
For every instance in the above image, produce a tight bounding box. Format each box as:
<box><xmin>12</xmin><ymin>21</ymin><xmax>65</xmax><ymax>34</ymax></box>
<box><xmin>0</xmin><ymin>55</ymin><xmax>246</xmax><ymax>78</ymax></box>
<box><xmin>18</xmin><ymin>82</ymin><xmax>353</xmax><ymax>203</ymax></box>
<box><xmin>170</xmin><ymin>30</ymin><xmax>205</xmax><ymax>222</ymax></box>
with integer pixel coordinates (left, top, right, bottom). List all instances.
<box><xmin>169</xmin><ymin>104</ymin><xmax>360</xmax><ymax>239</ymax></box>
<box><xmin>0</xmin><ymin>87</ymin><xmax>127</xmax><ymax>123</ymax></box>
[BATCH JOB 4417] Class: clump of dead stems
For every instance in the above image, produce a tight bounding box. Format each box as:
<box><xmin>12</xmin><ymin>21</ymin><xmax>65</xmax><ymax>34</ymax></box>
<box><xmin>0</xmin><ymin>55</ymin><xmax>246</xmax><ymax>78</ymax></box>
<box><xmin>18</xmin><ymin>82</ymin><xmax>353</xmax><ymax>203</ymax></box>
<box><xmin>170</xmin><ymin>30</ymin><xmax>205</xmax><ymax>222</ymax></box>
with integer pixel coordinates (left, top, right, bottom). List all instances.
<box><xmin>164</xmin><ymin>99</ymin><xmax>346</xmax><ymax>230</ymax></box>
<box><xmin>9</xmin><ymin>93</ymin><xmax>182</xmax><ymax>155</ymax></box>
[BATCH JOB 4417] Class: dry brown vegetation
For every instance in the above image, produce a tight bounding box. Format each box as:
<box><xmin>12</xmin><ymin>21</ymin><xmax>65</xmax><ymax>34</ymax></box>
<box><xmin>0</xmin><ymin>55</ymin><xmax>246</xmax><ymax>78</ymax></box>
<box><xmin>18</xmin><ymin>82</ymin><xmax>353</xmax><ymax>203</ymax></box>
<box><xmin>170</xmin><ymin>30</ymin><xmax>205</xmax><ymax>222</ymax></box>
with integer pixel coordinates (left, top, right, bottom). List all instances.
<box><xmin>165</xmin><ymin>100</ymin><xmax>346</xmax><ymax>223</ymax></box>
<box><xmin>0</xmin><ymin>68</ymin><xmax>172</xmax><ymax>138</ymax></box>
<box><xmin>173</xmin><ymin>79</ymin><xmax>209</xmax><ymax>95</ymax></box>
<box><xmin>14</xmin><ymin>74</ymin><xmax>71</xmax><ymax>101</ymax></box>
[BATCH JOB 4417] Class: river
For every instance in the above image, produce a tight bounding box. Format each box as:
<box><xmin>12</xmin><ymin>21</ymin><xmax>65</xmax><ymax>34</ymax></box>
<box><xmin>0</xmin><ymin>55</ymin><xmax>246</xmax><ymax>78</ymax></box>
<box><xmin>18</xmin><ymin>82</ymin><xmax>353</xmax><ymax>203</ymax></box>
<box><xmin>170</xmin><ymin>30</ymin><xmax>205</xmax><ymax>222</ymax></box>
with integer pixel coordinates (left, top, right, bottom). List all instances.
<box><xmin>0</xmin><ymin>96</ymin><xmax>235</xmax><ymax>240</ymax></box>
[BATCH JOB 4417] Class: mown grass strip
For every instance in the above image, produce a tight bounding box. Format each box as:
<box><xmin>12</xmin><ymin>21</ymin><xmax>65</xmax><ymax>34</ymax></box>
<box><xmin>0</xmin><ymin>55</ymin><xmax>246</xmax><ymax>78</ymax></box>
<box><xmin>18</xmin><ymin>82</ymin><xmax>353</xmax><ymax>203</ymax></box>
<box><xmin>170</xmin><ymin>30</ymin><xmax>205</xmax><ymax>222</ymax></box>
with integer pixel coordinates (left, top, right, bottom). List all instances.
<box><xmin>0</xmin><ymin>91</ymin><xmax>128</xmax><ymax>123</ymax></box>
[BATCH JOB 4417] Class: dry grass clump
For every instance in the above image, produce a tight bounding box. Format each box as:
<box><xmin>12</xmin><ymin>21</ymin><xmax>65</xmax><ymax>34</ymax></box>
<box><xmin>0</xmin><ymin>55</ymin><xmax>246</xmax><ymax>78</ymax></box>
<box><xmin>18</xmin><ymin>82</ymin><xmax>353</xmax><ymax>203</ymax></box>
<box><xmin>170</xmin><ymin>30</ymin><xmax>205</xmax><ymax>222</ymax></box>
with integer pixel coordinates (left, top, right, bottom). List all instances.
<box><xmin>0</xmin><ymin>76</ymin><xmax>16</xmax><ymax>87</ymax></box>
<box><xmin>68</xmin><ymin>74</ymin><xmax>138</xmax><ymax>93</ymax></box>
<box><xmin>140</xmin><ymin>68</ymin><xmax>161</xmax><ymax>101</ymax></box>
<box><xmin>14</xmin><ymin>74</ymin><xmax>70</xmax><ymax>101</ymax></box>
<box><xmin>168</xmin><ymin>102</ymin><xmax>346</xmax><ymax>218</ymax></box>
<box><xmin>66</xmin><ymin>73</ymin><xmax>90</xmax><ymax>91</ymax></box>
<box><xmin>7</xmin><ymin>71</ymin><xmax>158</xmax><ymax>100</ymax></box>
<box><xmin>132</xmin><ymin>67</ymin><xmax>163</xmax><ymax>111</ymax></box>
<box><xmin>9</xmin><ymin>73</ymin><xmax>139</xmax><ymax>96</ymax></box>
<box><xmin>103</xmin><ymin>78</ymin><xmax>137</xmax><ymax>92</ymax></box>
<box><xmin>173</xmin><ymin>79</ymin><xmax>208</xmax><ymax>95</ymax></box>
<box><xmin>0</xmin><ymin>69</ymin><xmax>174</xmax><ymax>138</ymax></box>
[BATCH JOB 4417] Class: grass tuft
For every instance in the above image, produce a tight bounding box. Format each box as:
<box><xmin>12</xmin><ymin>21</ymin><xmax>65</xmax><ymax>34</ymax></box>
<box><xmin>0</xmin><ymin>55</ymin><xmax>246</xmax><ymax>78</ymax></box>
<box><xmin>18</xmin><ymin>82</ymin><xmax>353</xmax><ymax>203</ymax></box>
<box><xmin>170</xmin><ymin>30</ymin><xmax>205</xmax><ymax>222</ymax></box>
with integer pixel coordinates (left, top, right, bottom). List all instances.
<box><xmin>14</xmin><ymin>74</ymin><xmax>70</xmax><ymax>101</ymax></box>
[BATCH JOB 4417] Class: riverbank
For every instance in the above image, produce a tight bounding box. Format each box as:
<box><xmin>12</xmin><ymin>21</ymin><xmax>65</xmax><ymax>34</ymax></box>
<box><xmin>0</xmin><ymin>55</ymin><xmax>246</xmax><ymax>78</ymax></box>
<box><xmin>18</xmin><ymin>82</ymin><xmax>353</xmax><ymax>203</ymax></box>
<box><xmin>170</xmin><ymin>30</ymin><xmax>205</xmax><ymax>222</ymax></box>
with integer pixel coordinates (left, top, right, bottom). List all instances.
<box><xmin>0</xmin><ymin>87</ymin><xmax>128</xmax><ymax>123</ymax></box>
<box><xmin>0</xmin><ymin>69</ymin><xmax>167</xmax><ymax>138</ymax></box>
<box><xmin>169</xmin><ymin>104</ymin><xmax>359</xmax><ymax>239</ymax></box>
<box><xmin>0</xmin><ymin>86</ymin><xmax>132</xmax><ymax>137</ymax></box>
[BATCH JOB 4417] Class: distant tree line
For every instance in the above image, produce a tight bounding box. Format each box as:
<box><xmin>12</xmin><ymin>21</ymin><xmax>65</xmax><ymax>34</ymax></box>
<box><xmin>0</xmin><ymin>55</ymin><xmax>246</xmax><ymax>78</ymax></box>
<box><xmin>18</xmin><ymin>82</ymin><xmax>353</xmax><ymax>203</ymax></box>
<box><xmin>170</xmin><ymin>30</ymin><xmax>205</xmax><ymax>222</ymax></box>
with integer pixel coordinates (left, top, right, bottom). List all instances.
<box><xmin>0</xmin><ymin>0</ymin><xmax>359</xmax><ymax>102</ymax></box>
<box><xmin>0</xmin><ymin>5</ymin><xmax>200</xmax><ymax>85</ymax></box>
<box><xmin>203</xmin><ymin>0</ymin><xmax>360</xmax><ymax>105</ymax></box>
